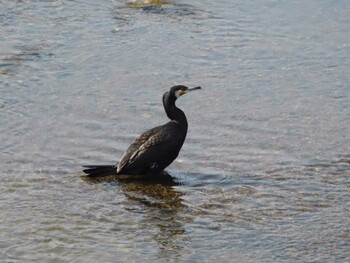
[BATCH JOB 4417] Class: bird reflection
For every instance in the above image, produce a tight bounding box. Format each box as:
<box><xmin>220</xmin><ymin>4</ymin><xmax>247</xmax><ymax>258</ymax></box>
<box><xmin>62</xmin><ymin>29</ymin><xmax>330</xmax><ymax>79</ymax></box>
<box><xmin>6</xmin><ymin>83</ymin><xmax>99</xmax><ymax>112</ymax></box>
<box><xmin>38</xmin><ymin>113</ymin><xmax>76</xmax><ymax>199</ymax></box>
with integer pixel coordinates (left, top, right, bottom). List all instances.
<box><xmin>82</xmin><ymin>171</ymin><xmax>188</xmax><ymax>257</ymax></box>
<box><xmin>82</xmin><ymin>171</ymin><xmax>186</xmax><ymax>210</ymax></box>
<box><xmin>82</xmin><ymin>170</ymin><xmax>174</xmax><ymax>183</ymax></box>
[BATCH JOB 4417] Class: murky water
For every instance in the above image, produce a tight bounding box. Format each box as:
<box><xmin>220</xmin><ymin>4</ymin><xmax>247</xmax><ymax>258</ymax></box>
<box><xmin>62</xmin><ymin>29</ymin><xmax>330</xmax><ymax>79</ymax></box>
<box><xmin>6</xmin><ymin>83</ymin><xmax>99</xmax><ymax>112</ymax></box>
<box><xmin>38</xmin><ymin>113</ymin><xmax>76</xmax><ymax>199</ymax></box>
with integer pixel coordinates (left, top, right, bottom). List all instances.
<box><xmin>1</xmin><ymin>0</ymin><xmax>349</xmax><ymax>262</ymax></box>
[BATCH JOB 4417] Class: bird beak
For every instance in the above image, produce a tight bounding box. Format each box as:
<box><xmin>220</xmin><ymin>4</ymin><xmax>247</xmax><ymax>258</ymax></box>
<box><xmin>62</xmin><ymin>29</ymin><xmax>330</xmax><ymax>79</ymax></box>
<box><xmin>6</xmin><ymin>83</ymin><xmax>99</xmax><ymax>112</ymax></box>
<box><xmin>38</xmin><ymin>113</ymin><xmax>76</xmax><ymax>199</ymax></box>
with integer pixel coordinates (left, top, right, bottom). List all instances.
<box><xmin>187</xmin><ymin>86</ymin><xmax>202</xmax><ymax>93</ymax></box>
<box><xmin>178</xmin><ymin>86</ymin><xmax>201</xmax><ymax>97</ymax></box>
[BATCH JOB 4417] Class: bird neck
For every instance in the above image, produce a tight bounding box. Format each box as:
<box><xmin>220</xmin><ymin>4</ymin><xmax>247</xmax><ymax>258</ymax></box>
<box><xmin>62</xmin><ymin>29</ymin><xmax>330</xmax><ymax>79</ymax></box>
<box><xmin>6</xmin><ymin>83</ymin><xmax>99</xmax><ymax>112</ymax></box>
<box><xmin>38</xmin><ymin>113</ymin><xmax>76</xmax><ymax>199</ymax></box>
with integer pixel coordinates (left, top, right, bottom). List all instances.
<box><xmin>163</xmin><ymin>93</ymin><xmax>188</xmax><ymax>130</ymax></box>
<box><xmin>167</xmin><ymin>104</ymin><xmax>188</xmax><ymax>128</ymax></box>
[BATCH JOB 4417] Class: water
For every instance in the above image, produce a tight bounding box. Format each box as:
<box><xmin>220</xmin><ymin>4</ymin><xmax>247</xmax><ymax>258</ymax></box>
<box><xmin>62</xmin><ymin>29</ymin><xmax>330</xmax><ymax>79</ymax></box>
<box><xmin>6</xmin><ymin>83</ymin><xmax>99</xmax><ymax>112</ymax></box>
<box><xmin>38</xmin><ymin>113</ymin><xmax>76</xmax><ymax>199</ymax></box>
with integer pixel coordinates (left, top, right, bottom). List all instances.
<box><xmin>1</xmin><ymin>0</ymin><xmax>349</xmax><ymax>262</ymax></box>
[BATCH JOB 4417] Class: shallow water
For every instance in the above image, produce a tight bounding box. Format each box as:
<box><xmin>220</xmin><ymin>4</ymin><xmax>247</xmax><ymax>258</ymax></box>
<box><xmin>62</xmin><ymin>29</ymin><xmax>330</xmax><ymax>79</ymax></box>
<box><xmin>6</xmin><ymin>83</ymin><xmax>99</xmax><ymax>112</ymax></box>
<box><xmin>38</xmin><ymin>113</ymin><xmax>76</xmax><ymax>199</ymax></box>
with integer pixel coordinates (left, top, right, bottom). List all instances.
<box><xmin>1</xmin><ymin>0</ymin><xmax>349</xmax><ymax>262</ymax></box>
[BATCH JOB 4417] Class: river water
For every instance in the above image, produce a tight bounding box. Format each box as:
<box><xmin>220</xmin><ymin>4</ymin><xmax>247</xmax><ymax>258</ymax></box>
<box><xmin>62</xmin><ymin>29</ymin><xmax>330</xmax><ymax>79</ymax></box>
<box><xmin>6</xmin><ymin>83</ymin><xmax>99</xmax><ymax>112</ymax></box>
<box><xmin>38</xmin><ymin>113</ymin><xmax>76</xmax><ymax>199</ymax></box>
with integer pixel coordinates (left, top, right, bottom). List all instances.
<box><xmin>1</xmin><ymin>0</ymin><xmax>349</xmax><ymax>262</ymax></box>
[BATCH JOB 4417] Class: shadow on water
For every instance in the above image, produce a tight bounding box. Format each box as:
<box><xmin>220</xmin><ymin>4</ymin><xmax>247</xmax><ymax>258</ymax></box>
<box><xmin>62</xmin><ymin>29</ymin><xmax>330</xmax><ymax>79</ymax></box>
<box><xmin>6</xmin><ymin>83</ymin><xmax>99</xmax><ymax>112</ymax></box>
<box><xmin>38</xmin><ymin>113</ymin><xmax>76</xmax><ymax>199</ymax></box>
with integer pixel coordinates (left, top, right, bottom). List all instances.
<box><xmin>81</xmin><ymin>171</ymin><xmax>188</xmax><ymax>257</ymax></box>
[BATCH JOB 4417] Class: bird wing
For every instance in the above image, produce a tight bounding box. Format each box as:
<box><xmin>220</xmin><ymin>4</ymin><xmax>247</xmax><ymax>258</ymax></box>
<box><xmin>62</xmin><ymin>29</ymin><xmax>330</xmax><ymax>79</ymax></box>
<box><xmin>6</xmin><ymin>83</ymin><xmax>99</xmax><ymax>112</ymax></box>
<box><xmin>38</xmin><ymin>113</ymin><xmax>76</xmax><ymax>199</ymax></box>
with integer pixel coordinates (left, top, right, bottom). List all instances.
<box><xmin>117</xmin><ymin>123</ymin><xmax>181</xmax><ymax>173</ymax></box>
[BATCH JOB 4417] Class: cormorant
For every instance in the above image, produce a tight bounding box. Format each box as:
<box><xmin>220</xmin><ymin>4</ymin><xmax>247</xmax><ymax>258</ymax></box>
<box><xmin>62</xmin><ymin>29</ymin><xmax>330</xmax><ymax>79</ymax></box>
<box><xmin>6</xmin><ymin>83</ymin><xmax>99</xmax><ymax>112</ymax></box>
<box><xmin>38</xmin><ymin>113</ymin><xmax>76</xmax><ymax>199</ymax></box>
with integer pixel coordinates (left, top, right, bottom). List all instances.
<box><xmin>83</xmin><ymin>85</ymin><xmax>201</xmax><ymax>177</ymax></box>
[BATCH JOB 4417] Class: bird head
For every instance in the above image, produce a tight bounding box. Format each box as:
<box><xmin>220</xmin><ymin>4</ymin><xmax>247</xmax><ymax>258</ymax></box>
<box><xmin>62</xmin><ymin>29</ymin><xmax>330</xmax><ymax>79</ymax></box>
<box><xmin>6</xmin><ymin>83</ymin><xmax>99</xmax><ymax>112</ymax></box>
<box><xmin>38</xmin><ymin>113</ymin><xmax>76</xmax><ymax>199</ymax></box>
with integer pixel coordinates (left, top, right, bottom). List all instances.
<box><xmin>162</xmin><ymin>85</ymin><xmax>201</xmax><ymax>121</ymax></box>
<box><xmin>170</xmin><ymin>85</ymin><xmax>202</xmax><ymax>99</ymax></box>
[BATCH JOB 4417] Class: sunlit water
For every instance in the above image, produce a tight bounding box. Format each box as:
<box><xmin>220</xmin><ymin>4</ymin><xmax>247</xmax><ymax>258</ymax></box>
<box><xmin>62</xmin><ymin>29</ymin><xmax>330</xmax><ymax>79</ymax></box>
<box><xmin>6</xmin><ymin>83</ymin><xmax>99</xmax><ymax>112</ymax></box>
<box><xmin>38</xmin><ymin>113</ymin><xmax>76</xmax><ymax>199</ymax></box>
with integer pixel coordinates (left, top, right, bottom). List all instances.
<box><xmin>1</xmin><ymin>0</ymin><xmax>349</xmax><ymax>262</ymax></box>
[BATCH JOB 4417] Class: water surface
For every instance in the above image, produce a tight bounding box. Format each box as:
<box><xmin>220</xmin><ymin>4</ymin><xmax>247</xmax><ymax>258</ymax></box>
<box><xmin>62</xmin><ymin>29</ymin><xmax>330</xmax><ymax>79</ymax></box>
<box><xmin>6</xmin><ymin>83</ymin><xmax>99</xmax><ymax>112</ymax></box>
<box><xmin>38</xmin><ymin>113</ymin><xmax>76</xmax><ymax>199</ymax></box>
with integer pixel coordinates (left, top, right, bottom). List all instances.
<box><xmin>1</xmin><ymin>0</ymin><xmax>349</xmax><ymax>262</ymax></box>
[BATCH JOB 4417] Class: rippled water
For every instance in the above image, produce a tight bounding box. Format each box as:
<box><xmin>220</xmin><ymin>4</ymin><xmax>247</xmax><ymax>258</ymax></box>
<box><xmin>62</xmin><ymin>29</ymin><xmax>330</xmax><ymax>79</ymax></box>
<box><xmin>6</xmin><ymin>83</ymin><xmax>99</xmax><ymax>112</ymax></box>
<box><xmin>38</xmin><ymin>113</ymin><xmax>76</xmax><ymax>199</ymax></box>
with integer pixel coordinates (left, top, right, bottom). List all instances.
<box><xmin>1</xmin><ymin>0</ymin><xmax>349</xmax><ymax>262</ymax></box>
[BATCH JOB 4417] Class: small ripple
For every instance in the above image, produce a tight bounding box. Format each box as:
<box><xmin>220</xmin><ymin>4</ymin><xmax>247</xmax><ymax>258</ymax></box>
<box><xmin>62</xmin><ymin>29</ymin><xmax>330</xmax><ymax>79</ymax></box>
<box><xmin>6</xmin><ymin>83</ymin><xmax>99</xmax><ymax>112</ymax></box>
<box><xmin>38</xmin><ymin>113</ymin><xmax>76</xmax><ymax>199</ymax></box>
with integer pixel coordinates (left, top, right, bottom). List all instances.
<box><xmin>112</xmin><ymin>0</ymin><xmax>214</xmax><ymax>32</ymax></box>
<box><xmin>0</xmin><ymin>45</ymin><xmax>54</xmax><ymax>76</ymax></box>
<box><xmin>176</xmin><ymin>172</ymin><xmax>234</xmax><ymax>188</ymax></box>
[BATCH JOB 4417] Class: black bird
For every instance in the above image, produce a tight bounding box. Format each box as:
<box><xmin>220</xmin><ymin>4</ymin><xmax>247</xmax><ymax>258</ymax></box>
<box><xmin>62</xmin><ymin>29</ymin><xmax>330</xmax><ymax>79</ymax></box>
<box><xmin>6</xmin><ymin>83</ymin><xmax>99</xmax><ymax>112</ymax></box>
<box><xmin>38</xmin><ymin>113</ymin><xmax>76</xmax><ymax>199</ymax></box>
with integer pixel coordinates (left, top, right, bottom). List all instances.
<box><xmin>83</xmin><ymin>85</ymin><xmax>201</xmax><ymax>177</ymax></box>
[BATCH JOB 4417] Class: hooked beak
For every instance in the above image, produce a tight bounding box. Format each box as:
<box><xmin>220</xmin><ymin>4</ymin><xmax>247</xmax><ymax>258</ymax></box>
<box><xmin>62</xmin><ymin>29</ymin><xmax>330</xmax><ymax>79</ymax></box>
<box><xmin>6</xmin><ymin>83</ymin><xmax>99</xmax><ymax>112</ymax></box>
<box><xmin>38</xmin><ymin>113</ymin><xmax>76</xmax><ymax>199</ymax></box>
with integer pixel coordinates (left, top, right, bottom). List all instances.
<box><xmin>188</xmin><ymin>86</ymin><xmax>201</xmax><ymax>92</ymax></box>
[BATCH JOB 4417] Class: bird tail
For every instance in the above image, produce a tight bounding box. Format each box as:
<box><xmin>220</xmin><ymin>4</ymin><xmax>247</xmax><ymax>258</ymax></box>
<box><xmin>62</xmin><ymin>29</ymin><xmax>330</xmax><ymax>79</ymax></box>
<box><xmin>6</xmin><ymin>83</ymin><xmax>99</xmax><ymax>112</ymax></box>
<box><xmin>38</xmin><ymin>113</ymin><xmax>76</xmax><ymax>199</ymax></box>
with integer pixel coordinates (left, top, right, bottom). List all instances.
<box><xmin>82</xmin><ymin>165</ymin><xmax>116</xmax><ymax>177</ymax></box>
